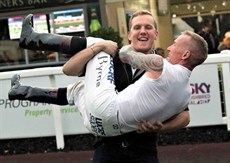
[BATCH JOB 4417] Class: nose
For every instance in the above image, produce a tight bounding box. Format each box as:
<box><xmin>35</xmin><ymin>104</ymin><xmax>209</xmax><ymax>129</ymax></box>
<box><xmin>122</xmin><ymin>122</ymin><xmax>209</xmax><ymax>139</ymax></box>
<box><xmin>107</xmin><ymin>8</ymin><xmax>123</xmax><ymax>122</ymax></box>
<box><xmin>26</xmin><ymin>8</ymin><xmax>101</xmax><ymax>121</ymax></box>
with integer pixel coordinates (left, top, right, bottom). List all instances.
<box><xmin>140</xmin><ymin>26</ymin><xmax>147</xmax><ymax>34</ymax></box>
<box><xmin>167</xmin><ymin>45</ymin><xmax>171</xmax><ymax>51</ymax></box>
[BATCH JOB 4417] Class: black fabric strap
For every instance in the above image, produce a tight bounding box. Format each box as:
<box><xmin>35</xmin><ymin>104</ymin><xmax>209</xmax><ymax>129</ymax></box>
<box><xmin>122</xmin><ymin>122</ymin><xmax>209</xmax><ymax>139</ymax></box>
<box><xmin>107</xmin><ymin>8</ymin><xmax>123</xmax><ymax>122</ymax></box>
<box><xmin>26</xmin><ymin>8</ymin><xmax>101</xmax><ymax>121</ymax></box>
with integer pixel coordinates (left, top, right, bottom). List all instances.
<box><xmin>69</xmin><ymin>36</ymin><xmax>87</xmax><ymax>55</ymax></box>
<box><xmin>57</xmin><ymin>88</ymin><xmax>68</xmax><ymax>105</ymax></box>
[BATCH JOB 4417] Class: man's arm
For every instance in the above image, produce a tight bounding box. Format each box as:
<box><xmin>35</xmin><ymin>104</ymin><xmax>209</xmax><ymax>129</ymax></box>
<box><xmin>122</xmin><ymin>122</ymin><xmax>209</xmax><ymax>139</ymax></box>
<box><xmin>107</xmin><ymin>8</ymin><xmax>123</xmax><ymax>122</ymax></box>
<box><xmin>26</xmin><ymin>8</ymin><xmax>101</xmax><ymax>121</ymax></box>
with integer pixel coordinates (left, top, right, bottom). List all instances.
<box><xmin>137</xmin><ymin>110</ymin><xmax>190</xmax><ymax>133</ymax></box>
<box><xmin>161</xmin><ymin>110</ymin><xmax>190</xmax><ymax>132</ymax></box>
<box><xmin>62</xmin><ymin>44</ymin><xmax>97</xmax><ymax>76</ymax></box>
<box><xmin>119</xmin><ymin>45</ymin><xmax>163</xmax><ymax>72</ymax></box>
<box><xmin>63</xmin><ymin>40</ymin><xmax>118</xmax><ymax>76</ymax></box>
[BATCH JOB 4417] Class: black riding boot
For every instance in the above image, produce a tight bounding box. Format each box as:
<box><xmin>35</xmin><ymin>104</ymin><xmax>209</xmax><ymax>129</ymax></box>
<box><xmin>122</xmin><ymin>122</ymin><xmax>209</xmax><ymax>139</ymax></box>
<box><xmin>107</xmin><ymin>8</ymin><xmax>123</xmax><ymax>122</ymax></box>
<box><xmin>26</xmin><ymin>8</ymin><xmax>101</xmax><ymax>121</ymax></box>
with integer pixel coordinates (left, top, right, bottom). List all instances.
<box><xmin>19</xmin><ymin>14</ymin><xmax>86</xmax><ymax>55</ymax></box>
<box><xmin>8</xmin><ymin>74</ymin><xmax>68</xmax><ymax>105</ymax></box>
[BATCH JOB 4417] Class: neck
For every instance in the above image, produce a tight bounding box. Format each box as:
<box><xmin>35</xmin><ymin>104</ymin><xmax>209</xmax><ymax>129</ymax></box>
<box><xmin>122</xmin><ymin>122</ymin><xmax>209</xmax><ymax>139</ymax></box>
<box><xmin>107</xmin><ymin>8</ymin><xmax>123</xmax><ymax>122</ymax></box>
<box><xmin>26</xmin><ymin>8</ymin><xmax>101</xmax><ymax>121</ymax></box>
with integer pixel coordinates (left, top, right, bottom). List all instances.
<box><xmin>202</xmin><ymin>27</ymin><xmax>209</xmax><ymax>33</ymax></box>
<box><xmin>182</xmin><ymin>64</ymin><xmax>193</xmax><ymax>71</ymax></box>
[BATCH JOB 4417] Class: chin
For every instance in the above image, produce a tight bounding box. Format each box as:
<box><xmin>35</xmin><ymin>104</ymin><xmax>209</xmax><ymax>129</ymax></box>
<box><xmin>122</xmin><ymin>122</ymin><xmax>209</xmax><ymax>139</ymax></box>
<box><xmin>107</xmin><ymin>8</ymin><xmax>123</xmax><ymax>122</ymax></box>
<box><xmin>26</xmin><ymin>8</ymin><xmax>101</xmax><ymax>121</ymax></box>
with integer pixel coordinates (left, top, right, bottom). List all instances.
<box><xmin>139</xmin><ymin>49</ymin><xmax>151</xmax><ymax>54</ymax></box>
<box><xmin>136</xmin><ymin>46</ymin><xmax>150</xmax><ymax>53</ymax></box>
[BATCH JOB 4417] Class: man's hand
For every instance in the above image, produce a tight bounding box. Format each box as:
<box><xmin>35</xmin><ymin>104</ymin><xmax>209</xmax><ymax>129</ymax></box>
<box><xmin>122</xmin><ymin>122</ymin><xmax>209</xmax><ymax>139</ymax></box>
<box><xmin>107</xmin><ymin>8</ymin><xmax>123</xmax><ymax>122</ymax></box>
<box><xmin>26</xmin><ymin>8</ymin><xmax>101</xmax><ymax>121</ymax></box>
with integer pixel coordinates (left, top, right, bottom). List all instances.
<box><xmin>93</xmin><ymin>40</ymin><xmax>118</xmax><ymax>58</ymax></box>
<box><xmin>137</xmin><ymin>120</ymin><xmax>163</xmax><ymax>133</ymax></box>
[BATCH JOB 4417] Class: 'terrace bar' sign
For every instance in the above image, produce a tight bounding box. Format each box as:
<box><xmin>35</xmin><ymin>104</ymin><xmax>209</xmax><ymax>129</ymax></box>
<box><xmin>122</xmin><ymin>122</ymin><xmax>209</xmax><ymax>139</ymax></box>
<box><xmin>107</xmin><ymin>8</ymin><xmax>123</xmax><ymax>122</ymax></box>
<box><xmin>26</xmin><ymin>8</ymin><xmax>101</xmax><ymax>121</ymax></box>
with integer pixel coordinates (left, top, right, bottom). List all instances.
<box><xmin>0</xmin><ymin>0</ymin><xmax>98</xmax><ymax>13</ymax></box>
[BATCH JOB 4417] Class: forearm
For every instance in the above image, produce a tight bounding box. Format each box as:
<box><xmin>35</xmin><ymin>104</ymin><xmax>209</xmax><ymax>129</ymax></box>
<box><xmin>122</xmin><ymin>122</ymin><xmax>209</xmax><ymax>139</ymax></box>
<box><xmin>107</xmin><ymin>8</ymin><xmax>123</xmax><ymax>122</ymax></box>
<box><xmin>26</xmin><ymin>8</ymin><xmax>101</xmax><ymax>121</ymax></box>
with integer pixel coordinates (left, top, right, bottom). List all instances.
<box><xmin>119</xmin><ymin>45</ymin><xmax>163</xmax><ymax>71</ymax></box>
<box><xmin>160</xmin><ymin>110</ymin><xmax>190</xmax><ymax>132</ymax></box>
<box><xmin>129</xmin><ymin>53</ymin><xmax>163</xmax><ymax>71</ymax></box>
<box><xmin>62</xmin><ymin>43</ymin><xmax>105</xmax><ymax>76</ymax></box>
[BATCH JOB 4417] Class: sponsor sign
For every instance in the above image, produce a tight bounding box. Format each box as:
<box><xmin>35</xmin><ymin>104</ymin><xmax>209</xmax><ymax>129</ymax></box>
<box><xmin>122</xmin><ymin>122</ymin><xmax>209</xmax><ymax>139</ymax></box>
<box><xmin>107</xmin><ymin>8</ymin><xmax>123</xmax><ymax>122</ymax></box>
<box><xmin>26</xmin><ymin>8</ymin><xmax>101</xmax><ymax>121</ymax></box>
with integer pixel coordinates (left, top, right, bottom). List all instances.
<box><xmin>188</xmin><ymin>64</ymin><xmax>223</xmax><ymax>127</ymax></box>
<box><xmin>0</xmin><ymin>69</ymin><xmax>89</xmax><ymax>139</ymax></box>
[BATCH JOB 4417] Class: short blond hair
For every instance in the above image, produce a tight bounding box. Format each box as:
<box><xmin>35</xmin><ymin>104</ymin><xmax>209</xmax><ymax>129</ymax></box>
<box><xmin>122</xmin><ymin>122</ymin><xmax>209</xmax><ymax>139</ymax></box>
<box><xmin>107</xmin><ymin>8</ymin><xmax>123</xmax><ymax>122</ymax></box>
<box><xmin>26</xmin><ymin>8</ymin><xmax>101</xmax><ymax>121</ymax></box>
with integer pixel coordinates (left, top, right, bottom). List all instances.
<box><xmin>128</xmin><ymin>10</ymin><xmax>157</xmax><ymax>31</ymax></box>
<box><xmin>182</xmin><ymin>30</ymin><xmax>208</xmax><ymax>67</ymax></box>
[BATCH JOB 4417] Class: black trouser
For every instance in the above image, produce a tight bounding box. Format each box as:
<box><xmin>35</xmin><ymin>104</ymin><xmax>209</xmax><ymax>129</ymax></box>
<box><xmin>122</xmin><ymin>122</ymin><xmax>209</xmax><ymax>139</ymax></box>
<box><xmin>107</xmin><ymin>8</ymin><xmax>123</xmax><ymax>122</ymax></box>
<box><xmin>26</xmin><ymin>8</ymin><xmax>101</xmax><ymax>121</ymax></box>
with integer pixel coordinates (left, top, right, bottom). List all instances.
<box><xmin>93</xmin><ymin>141</ymin><xmax>159</xmax><ymax>163</ymax></box>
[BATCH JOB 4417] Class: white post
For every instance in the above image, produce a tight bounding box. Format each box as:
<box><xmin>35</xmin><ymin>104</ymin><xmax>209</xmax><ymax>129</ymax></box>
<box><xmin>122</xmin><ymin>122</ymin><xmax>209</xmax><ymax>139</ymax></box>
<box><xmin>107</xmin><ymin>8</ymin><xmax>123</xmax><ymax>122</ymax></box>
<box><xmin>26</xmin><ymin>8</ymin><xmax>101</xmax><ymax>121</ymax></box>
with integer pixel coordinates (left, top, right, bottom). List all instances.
<box><xmin>49</xmin><ymin>74</ymin><xmax>65</xmax><ymax>149</ymax></box>
<box><xmin>222</xmin><ymin>61</ymin><xmax>230</xmax><ymax>131</ymax></box>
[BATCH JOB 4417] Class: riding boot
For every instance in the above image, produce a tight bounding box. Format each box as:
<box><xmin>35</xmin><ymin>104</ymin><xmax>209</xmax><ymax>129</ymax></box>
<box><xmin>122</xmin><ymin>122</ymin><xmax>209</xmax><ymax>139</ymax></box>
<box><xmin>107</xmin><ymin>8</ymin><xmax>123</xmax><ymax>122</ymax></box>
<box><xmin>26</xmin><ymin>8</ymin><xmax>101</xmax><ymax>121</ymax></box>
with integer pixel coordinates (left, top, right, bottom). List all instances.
<box><xmin>19</xmin><ymin>14</ymin><xmax>86</xmax><ymax>55</ymax></box>
<box><xmin>8</xmin><ymin>74</ymin><xmax>68</xmax><ymax>105</ymax></box>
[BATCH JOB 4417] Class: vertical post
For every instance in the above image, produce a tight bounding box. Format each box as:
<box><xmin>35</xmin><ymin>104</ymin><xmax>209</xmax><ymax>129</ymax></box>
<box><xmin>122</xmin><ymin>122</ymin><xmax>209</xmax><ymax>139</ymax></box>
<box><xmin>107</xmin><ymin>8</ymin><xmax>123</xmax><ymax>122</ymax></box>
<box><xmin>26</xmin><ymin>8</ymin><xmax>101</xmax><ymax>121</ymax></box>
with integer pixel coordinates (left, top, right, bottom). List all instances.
<box><xmin>55</xmin><ymin>52</ymin><xmax>59</xmax><ymax>62</ymax></box>
<box><xmin>49</xmin><ymin>74</ymin><xmax>65</xmax><ymax>149</ymax></box>
<box><xmin>24</xmin><ymin>49</ymin><xmax>29</xmax><ymax>64</ymax></box>
<box><xmin>117</xmin><ymin>8</ymin><xmax>128</xmax><ymax>45</ymax></box>
<box><xmin>222</xmin><ymin>62</ymin><xmax>230</xmax><ymax>131</ymax></box>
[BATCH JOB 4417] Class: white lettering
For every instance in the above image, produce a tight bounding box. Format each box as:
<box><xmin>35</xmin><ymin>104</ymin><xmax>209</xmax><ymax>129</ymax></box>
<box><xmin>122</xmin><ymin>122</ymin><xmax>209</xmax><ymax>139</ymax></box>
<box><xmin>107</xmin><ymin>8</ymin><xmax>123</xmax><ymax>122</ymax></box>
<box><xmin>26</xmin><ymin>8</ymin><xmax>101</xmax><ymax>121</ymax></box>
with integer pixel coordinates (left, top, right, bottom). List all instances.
<box><xmin>0</xmin><ymin>0</ymin><xmax>23</xmax><ymax>7</ymax></box>
<box><xmin>28</xmin><ymin>0</ymin><xmax>48</xmax><ymax>5</ymax></box>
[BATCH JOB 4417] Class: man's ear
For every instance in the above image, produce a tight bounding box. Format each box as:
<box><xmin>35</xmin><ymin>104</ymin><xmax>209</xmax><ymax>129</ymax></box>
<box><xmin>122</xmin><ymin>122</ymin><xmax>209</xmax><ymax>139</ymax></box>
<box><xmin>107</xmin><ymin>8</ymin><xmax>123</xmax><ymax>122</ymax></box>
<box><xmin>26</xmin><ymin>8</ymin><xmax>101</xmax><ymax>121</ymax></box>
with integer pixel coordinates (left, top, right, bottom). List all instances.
<box><xmin>182</xmin><ymin>50</ymin><xmax>191</xmax><ymax>60</ymax></box>
<box><xmin>128</xmin><ymin>32</ymin><xmax>131</xmax><ymax>41</ymax></box>
<box><xmin>154</xmin><ymin>31</ymin><xmax>158</xmax><ymax>40</ymax></box>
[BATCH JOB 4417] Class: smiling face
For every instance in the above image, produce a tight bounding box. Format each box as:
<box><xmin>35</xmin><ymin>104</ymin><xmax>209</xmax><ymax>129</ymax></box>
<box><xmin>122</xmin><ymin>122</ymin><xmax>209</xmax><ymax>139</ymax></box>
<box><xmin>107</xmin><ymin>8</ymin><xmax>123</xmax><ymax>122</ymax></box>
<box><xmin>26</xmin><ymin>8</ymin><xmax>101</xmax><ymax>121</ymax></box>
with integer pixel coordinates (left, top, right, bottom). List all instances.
<box><xmin>128</xmin><ymin>14</ymin><xmax>158</xmax><ymax>54</ymax></box>
<box><xmin>166</xmin><ymin>34</ymin><xmax>191</xmax><ymax>65</ymax></box>
<box><xmin>166</xmin><ymin>31</ymin><xmax>208</xmax><ymax>70</ymax></box>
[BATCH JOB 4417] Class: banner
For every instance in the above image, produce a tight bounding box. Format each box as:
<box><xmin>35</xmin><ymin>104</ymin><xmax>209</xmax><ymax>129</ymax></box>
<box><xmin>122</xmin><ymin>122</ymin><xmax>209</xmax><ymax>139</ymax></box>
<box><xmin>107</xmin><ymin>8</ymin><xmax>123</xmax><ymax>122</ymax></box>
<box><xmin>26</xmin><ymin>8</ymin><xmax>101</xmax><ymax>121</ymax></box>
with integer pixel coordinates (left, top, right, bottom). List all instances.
<box><xmin>0</xmin><ymin>0</ymin><xmax>98</xmax><ymax>13</ymax></box>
